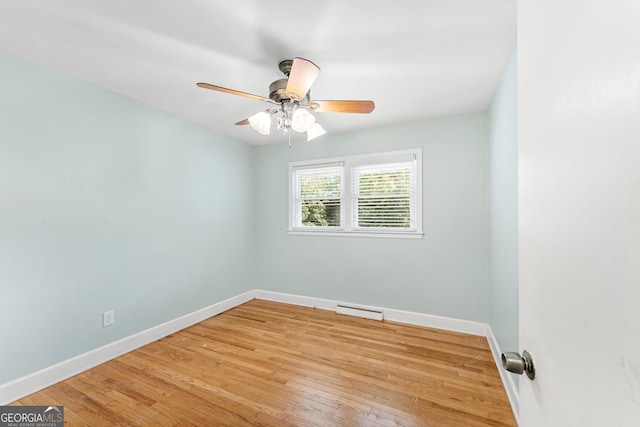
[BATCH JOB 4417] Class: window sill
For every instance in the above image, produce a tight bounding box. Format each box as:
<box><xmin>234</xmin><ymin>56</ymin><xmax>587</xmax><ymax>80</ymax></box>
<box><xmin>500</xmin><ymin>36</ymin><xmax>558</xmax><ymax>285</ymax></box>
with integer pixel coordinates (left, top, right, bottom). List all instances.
<box><xmin>287</xmin><ymin>229</ymin><xmax>424</xmax><ymax>239</ymax></box>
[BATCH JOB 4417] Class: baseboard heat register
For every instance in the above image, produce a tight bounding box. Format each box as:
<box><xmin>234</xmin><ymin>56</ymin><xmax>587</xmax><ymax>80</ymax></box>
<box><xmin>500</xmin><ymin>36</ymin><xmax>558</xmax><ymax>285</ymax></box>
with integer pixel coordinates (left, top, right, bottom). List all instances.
<box><xmin>335</xmin><ymin>304</ymin><xmax>384</xmax><ymax>321</ymax></box>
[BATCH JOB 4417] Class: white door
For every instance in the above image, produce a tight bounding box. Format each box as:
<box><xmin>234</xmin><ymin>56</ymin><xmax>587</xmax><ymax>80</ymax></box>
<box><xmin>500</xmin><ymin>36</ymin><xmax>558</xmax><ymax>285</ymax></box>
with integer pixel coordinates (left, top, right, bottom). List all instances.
<box><xmin>518</xmin><ymin>0</ymin><xmax>640</xmax><ymax>425</ymax></box>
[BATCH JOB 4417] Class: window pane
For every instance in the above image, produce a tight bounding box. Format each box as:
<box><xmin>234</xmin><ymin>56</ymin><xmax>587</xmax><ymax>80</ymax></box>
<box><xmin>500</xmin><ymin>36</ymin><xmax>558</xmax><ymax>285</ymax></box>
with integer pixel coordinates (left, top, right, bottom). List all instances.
<box><xmin>294</xmin><ymin>165</ymin><xmax>343</xmax><ymax>228</ymax></box>
<box><xmin>301</xmin><ymin>199</ymin><xmax>341</xmax><ymax>227</ymax></box>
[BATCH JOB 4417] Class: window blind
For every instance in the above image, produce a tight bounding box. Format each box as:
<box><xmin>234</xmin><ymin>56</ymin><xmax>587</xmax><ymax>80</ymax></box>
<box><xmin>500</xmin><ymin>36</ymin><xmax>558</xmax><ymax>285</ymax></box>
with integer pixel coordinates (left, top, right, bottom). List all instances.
<box><xmin>352</xmin><ymin>161</ymin><xmax>416</xmax><ymax>230</ymax></box>
<box><xmin>292</xmin><ymin>164</ymin><xmax>343</xmax><ymax>228</ymax></box>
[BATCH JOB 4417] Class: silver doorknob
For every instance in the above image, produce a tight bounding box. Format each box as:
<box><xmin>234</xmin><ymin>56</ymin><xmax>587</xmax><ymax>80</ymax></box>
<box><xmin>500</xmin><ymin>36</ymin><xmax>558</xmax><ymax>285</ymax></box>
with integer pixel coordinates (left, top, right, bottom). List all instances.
<box><xmin>501</xmin><ymin>350</ymin><xmax>535</xmax><ymax>380</ymax></box>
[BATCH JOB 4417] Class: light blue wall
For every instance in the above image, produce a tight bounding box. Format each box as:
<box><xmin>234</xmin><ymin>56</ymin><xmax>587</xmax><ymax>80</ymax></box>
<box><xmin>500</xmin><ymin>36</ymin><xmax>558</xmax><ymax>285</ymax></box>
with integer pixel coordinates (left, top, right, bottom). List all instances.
<box><xmin>1</xmin><ymin>45</ymin><xmax>515</xmax><ymax>387</ymax></box>
<box><xmin>0</xmin><ymin>50</ymin><xmax>254</xmax><ymax>384</ymax></box>
<box><xmin>488</xmin><ymin>47</ymin><xmax>518</xmax><ymax>354</ymax></box>
<box><xmin>253</xmin><ymin>114</ymin><xmax>490</xmax><ymax>321</ymax></box>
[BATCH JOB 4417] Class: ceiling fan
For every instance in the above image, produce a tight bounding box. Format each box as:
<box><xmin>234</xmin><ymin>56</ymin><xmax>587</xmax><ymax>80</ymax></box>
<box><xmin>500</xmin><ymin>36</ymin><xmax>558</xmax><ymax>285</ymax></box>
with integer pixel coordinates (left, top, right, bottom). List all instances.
<box><xmin>196</xmin><ymin>57</ymin><xmax>375</xmax><ymax>144</ymax></box>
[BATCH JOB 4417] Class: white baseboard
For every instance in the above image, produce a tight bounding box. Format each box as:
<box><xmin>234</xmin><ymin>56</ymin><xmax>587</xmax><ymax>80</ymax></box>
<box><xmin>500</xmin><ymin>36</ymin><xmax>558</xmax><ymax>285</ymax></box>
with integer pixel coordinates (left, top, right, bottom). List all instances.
<box><xmin>0</xmin><ymin>290</ymin><xmax>255</xmax><ymax>405</ymax></box>
<box><xmin>486</xmin><ymin>326</ymin><xmax>520</xmax><ymax>425</ymax></box>
<box><xmin>1</xmin><ymin>287</ymin><xmax>519</xmax><ymax>426</ymax></box>
<box><xmin>254</xmin><ymin>290</ymin><xmax>488</xmax><ymax>336</ymax></box>
<box><xmin>383</xmin><ymin>307</ymin><xmax>488</xmax><ymax>336</ymax></box>
<box><xmin>252</xmin><ymin>289</ymin><xmax>336</xmax><ymax>311</ymax></box>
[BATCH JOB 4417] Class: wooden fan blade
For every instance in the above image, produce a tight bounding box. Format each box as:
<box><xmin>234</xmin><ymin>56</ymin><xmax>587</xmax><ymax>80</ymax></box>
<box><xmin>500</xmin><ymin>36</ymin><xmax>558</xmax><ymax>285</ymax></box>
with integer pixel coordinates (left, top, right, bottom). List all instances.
<box><xmin>235</xmin><ymin>118</ymin><xmax>250</xmax><ymax>125</ymax></box>
<box><xmin>309</xmin><ymin>100</ymin><xmax>375</xmax><ymax>114</ymax></box>
<box><xmin>285</xmin><ymin>57</ymin><xmax>320</xmax><ymax>101</ymax></box>
<box><xmin>196</xmin><ymin>83</ymin><xmax>276</xmax><ymax>104</ymax></box>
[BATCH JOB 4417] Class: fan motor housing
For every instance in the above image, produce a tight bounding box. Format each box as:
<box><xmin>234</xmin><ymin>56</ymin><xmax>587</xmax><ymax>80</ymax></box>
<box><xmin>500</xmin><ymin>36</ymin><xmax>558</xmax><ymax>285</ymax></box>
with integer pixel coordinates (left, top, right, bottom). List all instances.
<box><xmin>278</xmin><ymin>60</ymin><xmax>293</xmax><ymax>76</ymax></box>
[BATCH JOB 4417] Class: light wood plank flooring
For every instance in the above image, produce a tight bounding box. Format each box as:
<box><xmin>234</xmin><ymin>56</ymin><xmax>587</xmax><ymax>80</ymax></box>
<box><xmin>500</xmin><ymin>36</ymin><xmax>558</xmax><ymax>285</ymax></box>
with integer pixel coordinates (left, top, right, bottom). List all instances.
<box><xmin>13</xmin><ymin>299</ymin><xmax>516</xmax><ymax>426</ymax></box>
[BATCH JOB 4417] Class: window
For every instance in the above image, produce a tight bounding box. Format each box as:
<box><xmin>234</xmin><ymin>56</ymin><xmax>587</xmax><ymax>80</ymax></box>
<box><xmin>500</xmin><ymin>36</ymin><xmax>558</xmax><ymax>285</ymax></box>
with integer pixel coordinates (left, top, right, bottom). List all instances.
<box><xmin>289</xmin><ymin>149</ymin><xmax>422</xmax><ymax>238</ymax></box>
<box><xmin>292</xmin><ymin>163</ymin><xmax>343</xmax><ymax>229</ymax></box>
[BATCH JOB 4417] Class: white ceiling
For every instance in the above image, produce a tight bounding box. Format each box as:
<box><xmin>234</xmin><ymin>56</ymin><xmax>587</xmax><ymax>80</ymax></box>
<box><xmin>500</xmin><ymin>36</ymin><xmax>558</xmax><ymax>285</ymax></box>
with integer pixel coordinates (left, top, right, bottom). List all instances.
<box><xmin>0</xmin><ymin>1</ymin><xmax>516</xmax><ymax>145</ymax></box>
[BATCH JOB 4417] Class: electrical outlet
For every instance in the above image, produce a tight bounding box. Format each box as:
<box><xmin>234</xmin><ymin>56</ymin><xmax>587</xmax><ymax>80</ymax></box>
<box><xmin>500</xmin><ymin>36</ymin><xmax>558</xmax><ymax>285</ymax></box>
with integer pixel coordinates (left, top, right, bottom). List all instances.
<box><xmin>103</xmin><ymin>310</ymin><xmax>115</xmax><ymax>327</ymax></box>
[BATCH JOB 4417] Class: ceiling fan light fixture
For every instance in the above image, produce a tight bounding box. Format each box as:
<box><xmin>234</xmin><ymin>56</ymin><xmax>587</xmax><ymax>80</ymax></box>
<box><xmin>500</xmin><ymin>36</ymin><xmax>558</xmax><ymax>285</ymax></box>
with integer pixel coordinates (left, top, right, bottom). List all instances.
<box><xmin>197</xmin><ymin>57</ymin><xmax>375</xmax><ymax>145</ymax></box>
<box><xmin>307</xmin><ymin>123</ymin><xmax>326</xmax><ymax>142</ymax></box>
<box><xmin>248</xmin><ymin>111</ymin><xmax>271</xmax><ymax>135</ymax></box>
<box><xmin>291</xmin><ymin>108</ymin><xmax>316</xmax><ymax>133</ymax></box>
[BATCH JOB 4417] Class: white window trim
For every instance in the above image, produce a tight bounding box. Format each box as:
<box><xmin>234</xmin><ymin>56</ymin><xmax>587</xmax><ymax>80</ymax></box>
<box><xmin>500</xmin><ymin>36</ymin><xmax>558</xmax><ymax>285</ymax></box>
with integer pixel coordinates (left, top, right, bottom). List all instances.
<box><xmin>288</xmin><ymin>149</ymin><xmax>423</xmax><ymax>239</ymax></box>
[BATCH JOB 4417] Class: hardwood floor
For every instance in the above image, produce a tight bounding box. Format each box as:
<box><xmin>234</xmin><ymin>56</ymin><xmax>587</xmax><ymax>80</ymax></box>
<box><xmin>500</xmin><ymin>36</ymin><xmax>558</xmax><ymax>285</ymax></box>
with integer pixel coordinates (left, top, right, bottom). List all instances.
<box><xmin>13</xmin><ymin>299</ymin><xmax>516</xmax><ymax>426</ymax></box>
